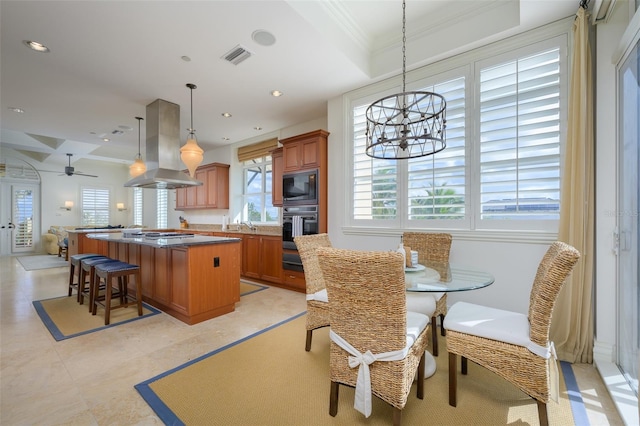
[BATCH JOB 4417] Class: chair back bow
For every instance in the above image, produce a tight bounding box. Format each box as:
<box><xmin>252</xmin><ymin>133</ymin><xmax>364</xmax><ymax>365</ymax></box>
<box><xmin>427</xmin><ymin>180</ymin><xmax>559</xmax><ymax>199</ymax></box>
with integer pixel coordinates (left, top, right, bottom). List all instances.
<box><xmin>330</xmin><ymin>330</ymin><xmax>408</xmax><ymax>417</ymax></box>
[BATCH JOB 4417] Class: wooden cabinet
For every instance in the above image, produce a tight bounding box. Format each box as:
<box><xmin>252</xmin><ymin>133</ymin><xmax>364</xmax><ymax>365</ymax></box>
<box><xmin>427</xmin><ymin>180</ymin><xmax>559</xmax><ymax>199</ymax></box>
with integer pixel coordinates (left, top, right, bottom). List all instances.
<box><xmin>281</xmin><ymin>129</ymin><xmax>328</xmax><ymax>173</ymax></box>
<box><xmin>176</xmin><ymin>162</ymin><xmax>230</xmax><ymax>210</ymax></box>
<box><xmin>169</xmin><ymin>248</ymin><xmax>189</xmax><ymax>315</ymax></box>
<box><xmin>86</xmin><ymin>234</ymin><xmax>242</xmax><ymax>325</ymax></box>
<box><xmin>271</xmin><ymin>147</ymin><xmax>284</xmax><ymax>207</ymax></box>
<box><xmin>213</xmin><ymin>232</ymin><xmax>243</xmax><ymax>273</ymax></box>
<box><xmin>282</xmin><ymin>269</ymin><xmax>306</xmax><ymax>291</ymax></box>
<box><xmin>67</xmin><ymin>231</ymin><xmax>110</xmax><ymax>257</ymax></box>
<box><xmin>241</xmin><ymin>234</ymin><xmax>282</xmax><ymax>284</ymax></box>
<box><xmin>260</xmin><ymin>236</ymin><xmax>282</xmax><ymax>283</ymax></box>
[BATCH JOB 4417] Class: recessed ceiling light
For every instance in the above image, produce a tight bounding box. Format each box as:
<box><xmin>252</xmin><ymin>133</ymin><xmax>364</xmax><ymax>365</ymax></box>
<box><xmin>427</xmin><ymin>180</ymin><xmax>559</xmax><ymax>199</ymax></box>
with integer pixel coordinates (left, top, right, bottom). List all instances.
<box><xmin>271</xmin><ymin>90</ymin><xmax>283</xmax><ymax>97</ymax></box>
<box><xmin>254</xmin><ymin>126</ymin><xmax>262</xmax><ymax>131</ymax></box>
<box><xmin>221</xmin><ymin>112</ymin><xmax>232</xmax><ymax>118</ymax></box>
<box><xmin>23</xmin><ymin>40</ymin><xmax>50</xmax><ymax>53</ymax></box>
<box><xmin>8</xmin><ymin>107</ymin><xmax>25</xmax><ymax>113</ymax></box>
<box><xmin>252</xmin><ymin>30</ymin><xmax>276</xmax><ymax>47</ymax></box>
<box><xmin>102</xmin><ymin>138</ymin><xmax>110</xmax><ymax>142</ymax></box>
<box><xmin>222</xmin><ymin>137</ymin><xmax>230</xmax><ymax>141</ymax></box>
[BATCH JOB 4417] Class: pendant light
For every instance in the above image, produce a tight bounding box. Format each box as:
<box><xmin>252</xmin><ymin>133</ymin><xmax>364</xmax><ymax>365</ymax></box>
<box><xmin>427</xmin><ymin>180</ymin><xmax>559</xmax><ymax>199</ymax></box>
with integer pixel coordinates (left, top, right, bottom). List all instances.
<box><xmin>365</xmin><ymin>0</ymin><xmax>446</xmax><ymax>159</ymax></box>
<box><xmin>129</xmin><ymin>116</ymin><xmax>146</xmax><ymax>177</ymax></box>
<box><xmin>180</xmin><ymin>83</ymin><xmax>204</xmax><ymax>177</ymax></box>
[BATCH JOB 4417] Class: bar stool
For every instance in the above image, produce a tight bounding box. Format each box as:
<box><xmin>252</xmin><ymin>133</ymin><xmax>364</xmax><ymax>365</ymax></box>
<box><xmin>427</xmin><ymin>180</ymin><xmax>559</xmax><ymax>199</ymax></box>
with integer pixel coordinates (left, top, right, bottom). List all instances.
<box><xmin>92</xmin><ymin>261</ymin><xmax>142</xmax><ymax>325</ymax></box>
<box><xmin>68</xmin><ymin>253</ymin><xmax>102</xmax><ymax>301</ymax></box>
<box><xmin>79</xmin><ymin>256</ymin><xmax>119</xmax><ymax>310</ymax></box>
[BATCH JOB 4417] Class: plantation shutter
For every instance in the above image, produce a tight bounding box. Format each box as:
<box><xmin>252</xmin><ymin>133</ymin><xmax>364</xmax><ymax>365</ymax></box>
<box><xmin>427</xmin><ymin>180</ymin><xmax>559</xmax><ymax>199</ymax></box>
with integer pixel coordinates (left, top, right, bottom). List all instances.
<box><xmin>408</xmin><ymin>76</ymin><xmax>466</xmax><ymax>220</ymax></box>
<box><xmin>157</xmin><ymin>189</ymin><xmax>167</xmax><ymax>228</ymax></box>
<box><xmin>81</xmin><ymin>187</ymin><xmax>110</xmax><ymax>226</ymax></box>
<box><xmin>353</xmin><ymin>102</ymin><xmax>398</xmax><ymax>220</ymax></box>
<box><xmin>479</xmin><ymin>48</ymin><xmax>561</xmax><ymax>220</ymax></box>
<box><xmin>133</xmin><ymin>187</ymin><xmax>143</xmax><ymax>226</ymax></box>
<box><xmin>13</xmin><ymin>188</ymin><xmax>34</xmax><ymax>248</ymax></box>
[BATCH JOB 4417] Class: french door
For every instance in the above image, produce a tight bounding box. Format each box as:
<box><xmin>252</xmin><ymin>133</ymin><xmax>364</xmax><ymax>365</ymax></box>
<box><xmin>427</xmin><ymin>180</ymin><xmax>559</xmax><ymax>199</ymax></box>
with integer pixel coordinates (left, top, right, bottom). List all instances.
<box><xmin>617</xmin><ymin>34</ymin><xmax>639</xmax><ymax>396</ymax></box>
<box><xmin>0</xmin><ymin>183</ymin><xmax>39</xmax><ymax>255</ymax></box>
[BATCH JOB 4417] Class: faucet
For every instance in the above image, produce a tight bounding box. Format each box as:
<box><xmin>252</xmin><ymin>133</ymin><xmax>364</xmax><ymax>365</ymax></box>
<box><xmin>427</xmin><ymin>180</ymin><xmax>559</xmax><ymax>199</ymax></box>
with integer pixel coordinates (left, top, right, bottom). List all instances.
<box><xmin>240</xmin><ymin>221</ymin><xmax>257</xmax><ymax>231</ymax></box>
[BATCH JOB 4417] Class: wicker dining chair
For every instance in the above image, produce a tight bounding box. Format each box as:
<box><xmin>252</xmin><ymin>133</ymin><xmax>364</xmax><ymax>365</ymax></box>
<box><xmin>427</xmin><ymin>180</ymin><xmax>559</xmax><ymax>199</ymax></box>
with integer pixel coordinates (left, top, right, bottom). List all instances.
<box><xmin>317</xmin><ymin>247</ymin><xmax>430</xmax><ymax>426</ymax></box>
<box><xmin>403</xmin><ymin>232</ymin><xmax>452</xmax><ymax>356</ymax></box>
<box><xmin>444</xmin><ymin>241</ymin><xmax>580</xmax><ymax>426</ymax></box>
<box><xmin>294</xmin><ymin>233</ymin><xmax>332</xmax><ymax>351</ymax></box>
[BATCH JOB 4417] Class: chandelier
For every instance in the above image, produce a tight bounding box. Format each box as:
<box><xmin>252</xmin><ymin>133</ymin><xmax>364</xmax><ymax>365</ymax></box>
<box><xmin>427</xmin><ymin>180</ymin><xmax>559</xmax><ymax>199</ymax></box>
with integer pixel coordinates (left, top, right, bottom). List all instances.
<box><xmin>180</xmin><ymin>83</ymin><xmax>204</xmax><ymax>177</ymax></box>
<box><xmin>365</xmin><ymin>0</ymin><xmax>446</xmax><ymax>159</ymax></box>
<box><xmin>129</xmin><ymin>116</ymin><xmax>146</xmax><ymax>177</ymax></box>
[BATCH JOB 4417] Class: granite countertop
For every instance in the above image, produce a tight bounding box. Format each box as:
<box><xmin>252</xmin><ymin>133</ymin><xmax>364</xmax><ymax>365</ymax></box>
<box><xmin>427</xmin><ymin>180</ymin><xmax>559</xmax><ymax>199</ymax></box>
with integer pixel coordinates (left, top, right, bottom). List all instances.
<box><xmin>170</xmin><ymin>224</ymin><xmax>282</xmax><ymax>237</ymax></box>
<box><xmin>67</xmin><ymin>227</ymin><xmax>126</xmax><ymax>233</ymax></box>
<box><xmin>87</xmin><ymin>232</ymin><xmax>242</xmax><ymax>248</ymax></box>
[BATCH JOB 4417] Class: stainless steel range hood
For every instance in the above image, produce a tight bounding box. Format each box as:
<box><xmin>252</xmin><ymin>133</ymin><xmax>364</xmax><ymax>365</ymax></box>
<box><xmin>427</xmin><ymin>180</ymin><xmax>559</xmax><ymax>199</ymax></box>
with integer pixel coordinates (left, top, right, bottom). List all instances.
<box><xmin>124</xmin><ymin>99</ymin><xmax>203</xmax><ymax>189</ymax></box>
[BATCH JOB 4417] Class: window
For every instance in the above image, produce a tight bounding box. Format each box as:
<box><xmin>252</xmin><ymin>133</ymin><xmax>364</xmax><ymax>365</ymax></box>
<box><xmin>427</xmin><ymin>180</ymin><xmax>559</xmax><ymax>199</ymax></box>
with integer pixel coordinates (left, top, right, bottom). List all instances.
<box><xmin>133</xmin><ymin>187</ymin><xmax>143</xmax><ymax>226</ymax></box>
<box><xmin>241</xmin><ymin>155</ymin><xmax>279</xmax><ymax>223</ymax></box>
<box><xmin>350</xmin><ymin>29</ymin><xmax>567</xmax><ymax>233</ymax></box>
<box><xmin>157</xmin><ymin>189</ymin><xmax>167</xmax><ymax>228</ymax></box>
<box><xmin>81</xmin><ymin>187</ymin><xmax>110</xmax><ymax>226</ymax></box>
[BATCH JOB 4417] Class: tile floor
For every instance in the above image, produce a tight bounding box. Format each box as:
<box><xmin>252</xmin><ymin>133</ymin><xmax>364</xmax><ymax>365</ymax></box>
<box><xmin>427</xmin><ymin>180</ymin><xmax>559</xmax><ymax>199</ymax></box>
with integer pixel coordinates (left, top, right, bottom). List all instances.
<box><xmin>0</xmin><ymin>255</ymin><xmax>625</xmax><ymax>425</ymax></box>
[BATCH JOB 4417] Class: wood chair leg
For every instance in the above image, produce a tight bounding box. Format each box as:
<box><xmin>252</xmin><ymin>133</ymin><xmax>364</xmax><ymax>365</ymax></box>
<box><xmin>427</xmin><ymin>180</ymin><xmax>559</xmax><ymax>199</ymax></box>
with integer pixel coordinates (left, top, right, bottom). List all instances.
<box><xmin>104</xmin><ymin>275</ymin><xmax>112</xmax><ymax>325</ymax></box>
<box><xmin>417</xmin><ymin>352</ymin><xmax>425</xmax><ymax>399</ymax></box>
<box><xmin>392</xmin><ymin>407</ymin><xmax>402</xmax><ymax>426</ymax></box>
<box><xmin>461</xmin><ymin>356</ymin><xmax>468</xmax><ymax>375</ymax></box>
<box><xmin>135</xmin><ymin>270</ymin><xmax>143</xmax><ymax>316</ymax></box>
<box><xmin>431</xmin><ymin>317</ymin><xmax>438</xmax><ymax>356</ymax></box>
<box><xmin>440</xmin><ymin>314</ymin><xmax>446</xmax><ymax>336</ymax></box>
<box><xmin>329</xmin><ymin>381</ymin><xmax>339</xmax><ymax>417</ymax></box>
<box><xmin>305</xmin><ymin>330</ymin><xmax>313</xmax><ymax>351</ymax></box>
<box><xmin>68</xmin><ymin>263</ymin><xmax>75</xmax><ymax>297</ymax></box>
<box><xmin>536</xmin><ymin>400</ymin><xmax>548</xmax><ymax>426</ymax></box>
<box><xmin>449</xmin><ymin>352</ymin><xmax>457</xmax><ymax>406</ymax></box>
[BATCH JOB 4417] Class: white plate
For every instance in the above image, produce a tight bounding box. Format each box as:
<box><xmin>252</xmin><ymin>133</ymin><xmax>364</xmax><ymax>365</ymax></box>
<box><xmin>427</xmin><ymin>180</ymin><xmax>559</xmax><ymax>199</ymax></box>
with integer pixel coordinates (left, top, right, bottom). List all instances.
<box><xmin>405</xmin><ymin>264</ymin><xmax>426</xmax><ymax>272</ymax></box>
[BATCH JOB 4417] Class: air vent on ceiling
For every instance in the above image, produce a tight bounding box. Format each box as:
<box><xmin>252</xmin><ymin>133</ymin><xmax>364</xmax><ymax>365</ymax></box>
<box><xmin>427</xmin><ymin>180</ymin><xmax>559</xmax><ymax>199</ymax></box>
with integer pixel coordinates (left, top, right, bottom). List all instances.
<box><xmin>222</xmin><ymin>45</ymin><xmax>252</xmax><ymax>65</ymax></box>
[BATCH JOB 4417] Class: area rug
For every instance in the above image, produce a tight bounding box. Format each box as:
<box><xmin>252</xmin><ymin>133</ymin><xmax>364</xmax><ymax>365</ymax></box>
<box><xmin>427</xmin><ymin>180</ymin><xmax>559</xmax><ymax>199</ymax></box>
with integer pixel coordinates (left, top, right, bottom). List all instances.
<box><xmin>135</xmin><ymin>314</ymin><xmax>586</xmax><ymax>425</ymax></box>
<box><xmin>239</xmin><ymin>280</ymin><xmax>267</xmax><ymax>296</ymax></box>
<box><xmin>17</xmin><ymin>254</ymin><xmax>68</xmax><ymax>271</ymax></box>
<box><xmin>33</xmin><ymin>296</ymin><xmax>161</xmax><ymax>341</ymax></box>
<box><xmin>34</xmin><ymin>281</ymin><xmax>266</xmax><ymax>342</ymax></box>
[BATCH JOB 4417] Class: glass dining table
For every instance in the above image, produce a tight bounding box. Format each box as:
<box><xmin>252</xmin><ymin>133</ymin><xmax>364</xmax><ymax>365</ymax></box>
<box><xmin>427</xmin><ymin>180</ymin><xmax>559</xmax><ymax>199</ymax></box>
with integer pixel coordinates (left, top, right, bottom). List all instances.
<box><xmin>404</xmin><ymin>261</ymin><xmax>495</xmax><ymax>378</ymax></box>
<box><xmin>405</xmin><ymin>261</ymin><xmax>494</xmax><ymax>293</ymax></box>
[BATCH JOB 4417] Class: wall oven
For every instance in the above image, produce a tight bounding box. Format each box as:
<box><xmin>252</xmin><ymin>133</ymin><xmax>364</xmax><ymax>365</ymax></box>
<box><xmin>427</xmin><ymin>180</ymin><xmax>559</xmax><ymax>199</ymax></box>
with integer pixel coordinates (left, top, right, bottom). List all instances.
<box><xmin>282</xmin><ymin>205</ymin><xmax>318</xmax><ymax>271</ymax></box>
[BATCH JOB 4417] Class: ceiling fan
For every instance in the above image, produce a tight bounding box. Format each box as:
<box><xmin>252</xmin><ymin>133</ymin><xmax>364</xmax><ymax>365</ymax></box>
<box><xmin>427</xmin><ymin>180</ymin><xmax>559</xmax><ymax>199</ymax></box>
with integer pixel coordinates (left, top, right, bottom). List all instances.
<box><xmin>40</xmin><ymin>153</ymin><xmax>98</xmax><ymax>178</ymax></box>
<box><xmin>62</xmin><ymin>153</ymin><xmax>98</xmax><ymax>177</ymax></box>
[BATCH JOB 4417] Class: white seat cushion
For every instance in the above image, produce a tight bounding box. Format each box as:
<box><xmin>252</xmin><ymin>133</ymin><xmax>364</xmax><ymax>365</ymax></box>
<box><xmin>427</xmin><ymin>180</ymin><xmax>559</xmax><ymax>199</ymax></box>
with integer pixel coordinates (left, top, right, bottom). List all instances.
<box><xmin>444</xmin><ymin>301</ymin><xmax>551</xmax><ymax>358</ymax></box>
<box><xmin>405</xmin><ymin>293</ymin><xmax>436</xmax><ymax>317</ymax></box>
<box><xmin>406</xmin><ymin>311</ymin><xmax>429</xmax><ymax>348</ymax></box>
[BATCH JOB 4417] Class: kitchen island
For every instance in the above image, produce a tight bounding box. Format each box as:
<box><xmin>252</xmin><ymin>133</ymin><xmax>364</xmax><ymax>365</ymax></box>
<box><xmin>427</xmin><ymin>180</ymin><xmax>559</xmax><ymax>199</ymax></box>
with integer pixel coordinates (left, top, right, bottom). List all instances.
<box><xmin>87</xmin><ymin>231</ymin><xmax>242</xmax><ymax>325</ymax></box>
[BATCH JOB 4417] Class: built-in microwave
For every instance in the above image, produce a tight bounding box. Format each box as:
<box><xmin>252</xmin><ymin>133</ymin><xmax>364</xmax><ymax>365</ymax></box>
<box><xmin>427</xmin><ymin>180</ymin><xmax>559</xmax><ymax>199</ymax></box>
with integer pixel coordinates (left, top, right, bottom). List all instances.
<box><xmin>282</xmin><ymin>169</ymin><xmax>317</xmax><ymax>205</ymax></box>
